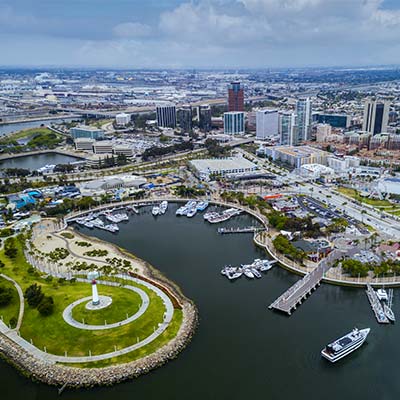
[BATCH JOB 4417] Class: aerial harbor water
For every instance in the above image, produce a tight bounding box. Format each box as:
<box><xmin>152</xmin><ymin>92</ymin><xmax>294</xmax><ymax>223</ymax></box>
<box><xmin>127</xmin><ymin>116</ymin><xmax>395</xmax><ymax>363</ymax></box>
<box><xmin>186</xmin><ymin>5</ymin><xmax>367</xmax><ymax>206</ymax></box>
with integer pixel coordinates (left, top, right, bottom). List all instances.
<box><xmin>0</xmin><ymin>153</ymin><xmax>82</xmax><ymax>171</ymax></box>
<box><xmin>0</xmin><ymin>204</ymin><xmax>399</xmax><ymax>399</ymax></box>
<box><xmin>0</xmin><ymin>118</ymin><xmax>78</xmax><ymax>137</ymax></box>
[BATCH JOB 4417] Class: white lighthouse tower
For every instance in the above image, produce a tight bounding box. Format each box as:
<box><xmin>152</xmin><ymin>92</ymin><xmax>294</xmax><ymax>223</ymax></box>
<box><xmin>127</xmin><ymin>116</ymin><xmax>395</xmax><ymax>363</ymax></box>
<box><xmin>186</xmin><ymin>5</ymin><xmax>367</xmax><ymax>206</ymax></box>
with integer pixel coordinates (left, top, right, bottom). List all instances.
<box><xmin>87</xmin><ymin>271</ymin><xmax>100</xmax><ymax>306</ymax></box>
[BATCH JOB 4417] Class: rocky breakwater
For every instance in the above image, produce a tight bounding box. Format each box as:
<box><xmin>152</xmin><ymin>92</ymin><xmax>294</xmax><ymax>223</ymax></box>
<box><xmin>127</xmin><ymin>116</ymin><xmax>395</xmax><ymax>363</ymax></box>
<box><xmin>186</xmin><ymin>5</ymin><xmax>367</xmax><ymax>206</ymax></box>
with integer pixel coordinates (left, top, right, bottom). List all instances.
<box><xmin>0</xmin><ymin>299</ymin><xmax>197</xmax><ymax>389</ymax></box>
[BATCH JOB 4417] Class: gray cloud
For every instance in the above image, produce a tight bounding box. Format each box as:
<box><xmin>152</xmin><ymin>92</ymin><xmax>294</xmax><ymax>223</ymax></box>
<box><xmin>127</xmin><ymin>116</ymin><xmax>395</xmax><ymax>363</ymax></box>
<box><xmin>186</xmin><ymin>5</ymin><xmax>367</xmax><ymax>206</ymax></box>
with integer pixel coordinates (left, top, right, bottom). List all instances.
<box><xmin>1</xmin><ymin>0</ymin><xmax>400</xmax><ymax>67</ymax></box>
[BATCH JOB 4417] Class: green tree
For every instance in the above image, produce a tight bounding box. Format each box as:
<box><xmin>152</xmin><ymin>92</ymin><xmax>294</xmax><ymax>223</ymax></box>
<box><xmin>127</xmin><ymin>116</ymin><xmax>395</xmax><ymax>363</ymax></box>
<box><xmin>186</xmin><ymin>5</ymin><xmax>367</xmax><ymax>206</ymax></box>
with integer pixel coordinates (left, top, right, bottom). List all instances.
<box><xmin>38</xmin><ymin>296</ymin><xmax>54</xmax><ymax>316</ymax></box>
<box><xmin>25</xmin><ymin>284</ymin><xmax>44</xmax><ymax>308</ymax></box>
<box><xmin>0</xmin><ymin>285</ymin><xmax>13</xmax><ymax>306</ymax></box>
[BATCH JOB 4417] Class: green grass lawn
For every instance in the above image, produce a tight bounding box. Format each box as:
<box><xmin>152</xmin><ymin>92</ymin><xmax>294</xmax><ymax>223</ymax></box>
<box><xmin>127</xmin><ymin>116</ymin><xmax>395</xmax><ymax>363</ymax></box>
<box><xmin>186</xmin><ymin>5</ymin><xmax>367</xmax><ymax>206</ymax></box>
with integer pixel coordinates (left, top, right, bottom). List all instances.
<box><xmin>71</xmin><ymin>286</ymin><xmax>142</xmax><ymax>325</ymax></box>
<box><xmin>65</xmin><ymin>309</ymin><xmax>183</xmax><ymax>368</ymax></box>
<box><xmin>0</xmin><ymin>238</ymin><xmax>182</xmax><ymax>366</ymax></box>
<box><xmin>338</xmin><ymin>187</ymin><xmax>400</xmax><ymax>208</ymax></box>
<box><xmin>0</xmin><ymin>127</ymin><xmax>52</xmax><ymax>144</ymax></box>
<box><xmin>0</xmin><ymin>277</ymin><xmax>20</xmax><ymax>328</ymax></box>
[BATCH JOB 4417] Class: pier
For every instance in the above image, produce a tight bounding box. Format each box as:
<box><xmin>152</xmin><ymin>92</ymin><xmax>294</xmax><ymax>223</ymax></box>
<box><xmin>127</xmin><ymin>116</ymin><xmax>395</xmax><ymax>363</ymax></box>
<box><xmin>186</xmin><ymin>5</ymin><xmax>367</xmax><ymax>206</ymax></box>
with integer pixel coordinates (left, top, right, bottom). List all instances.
<box><xmin>365</xmin><ymin>284</ymin><xmax>390</xmax><ymax>324</ymax></box>
<box><xmin>217</xmin><ymin>226</ymin><xmax>263</xmax><ymax>235</ymax></box>
<box><xmin>269</xmin><ymin>261</ymin><xmax>330</xmax><ymax>315</ymax></box>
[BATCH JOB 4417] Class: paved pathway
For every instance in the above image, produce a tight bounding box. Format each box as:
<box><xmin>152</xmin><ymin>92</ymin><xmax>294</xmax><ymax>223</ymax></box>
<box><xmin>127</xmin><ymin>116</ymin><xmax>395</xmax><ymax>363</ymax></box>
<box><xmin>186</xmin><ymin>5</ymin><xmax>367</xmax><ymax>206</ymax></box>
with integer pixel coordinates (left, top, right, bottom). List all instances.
<box><xmin>62</xmin><ymin>281</ymin><xmax>150</xmax><ymax>331</ymax></box>
<box><xmin>0</xmin><ymin>274</ymin><xmax>24</xmax><ymax>331</ymax></box>
<box><xmin>0</xmin><ymin>274</ymin><xmax>174</xmax><ymax>364</ymax></box>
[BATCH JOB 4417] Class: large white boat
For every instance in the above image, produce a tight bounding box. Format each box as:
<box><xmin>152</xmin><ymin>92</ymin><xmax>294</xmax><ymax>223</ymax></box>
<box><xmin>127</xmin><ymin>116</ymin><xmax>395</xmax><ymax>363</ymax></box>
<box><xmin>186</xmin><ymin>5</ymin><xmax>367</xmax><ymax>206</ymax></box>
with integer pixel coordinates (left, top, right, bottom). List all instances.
<box><xmin>159</xmin><ymin>201</ymin><xmax>168</xmax><ymax>214</ymax></box>
<box><xmin>197</xmin><ymin>201</ymin><xmax>209</xmax><ymax>211</ymax></box>
<box><xmin>186</xmin><ymin>207</ymin><xmax>197</xmax><ymax>218</ymax></box>
<box><xmin>243</xmin><ymin>269</ymin><xmax>255</xmax><ymax>279</ymax></box>
<box><xmin>321</xmin><ymin>328</ymin><xmax>370</xmax><ymax>363</ymax></box>
<box><xmin>376</xmin><ymin>289</ymin><xmax>388</xmax><ymax>302</ymax></box>
<box><xmin>384</xmin><ymin>304</ymin><xmax>395</xmax><ymax>322</ymax></box>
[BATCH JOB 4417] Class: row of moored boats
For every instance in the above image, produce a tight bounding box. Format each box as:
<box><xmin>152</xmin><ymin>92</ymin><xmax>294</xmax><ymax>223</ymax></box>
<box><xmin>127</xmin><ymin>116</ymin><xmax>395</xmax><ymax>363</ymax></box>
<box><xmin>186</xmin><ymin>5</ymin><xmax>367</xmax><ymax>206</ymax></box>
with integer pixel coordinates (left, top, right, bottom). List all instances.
<box><xmin>152</xmin><ymin>201</ymin><xmax>169</xmax><ymax>216</ymax></box>
<box><xmin>221</xmin><ymin>259</ymin><xmax>277</xmax><ymax>280</ymax></box>
<box><xmin>366</xmin><ymin>284</ymin><xmax>395</xmax><ymax>323</ymax></box>
<box><xmin>204</xmin><ymin>208</ymin><xmax>242</xmax><ymax>224</ymax></box>
<box><xmin>75</xmin><ymin>208</ymin><xmax>131</xmax><ymax>232</ymax></box>
<box><xmin>175</xmin><ymin>201</ymin><xmax>209</xmax><ymax>218</ymax></box>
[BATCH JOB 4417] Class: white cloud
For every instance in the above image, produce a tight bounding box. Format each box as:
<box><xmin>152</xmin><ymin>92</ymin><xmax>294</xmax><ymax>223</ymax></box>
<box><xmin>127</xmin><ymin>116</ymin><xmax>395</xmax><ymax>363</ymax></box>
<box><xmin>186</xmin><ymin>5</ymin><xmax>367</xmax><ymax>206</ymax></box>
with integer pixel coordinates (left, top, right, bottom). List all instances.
<box><xmin>113</xmin><ymin>22</ymin><xmax>152</xmax><ymax>38</ymax></box>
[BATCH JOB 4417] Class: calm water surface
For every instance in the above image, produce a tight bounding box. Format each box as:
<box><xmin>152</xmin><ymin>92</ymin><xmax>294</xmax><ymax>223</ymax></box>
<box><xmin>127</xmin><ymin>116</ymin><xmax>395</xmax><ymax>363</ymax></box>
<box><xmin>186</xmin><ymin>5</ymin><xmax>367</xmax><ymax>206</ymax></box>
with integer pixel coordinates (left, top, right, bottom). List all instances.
<box><xmin>0</xmin><ymin>118</ymin><xmax>77</xmax><ymax>136</ymax></box>
<box><xmin>0</xmin><ymin>205</ymin><xmax>398</xmax><ymax>400</ymax></box>
<box><xmin>0</xmin><ymin>153</ymin><xmax>82</xmax><ymax>171</ymax></box>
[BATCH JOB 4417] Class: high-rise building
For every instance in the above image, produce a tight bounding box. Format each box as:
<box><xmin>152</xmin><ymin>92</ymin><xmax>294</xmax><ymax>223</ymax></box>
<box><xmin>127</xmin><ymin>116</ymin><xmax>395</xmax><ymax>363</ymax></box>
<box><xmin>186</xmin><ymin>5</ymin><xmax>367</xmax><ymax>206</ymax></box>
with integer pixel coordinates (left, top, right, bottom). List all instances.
<box><xmin>199</xmin><ymin>104</ymin><xmax>212</xmax><ymax>132</ymax></box>
<box><xmin>224</xmin><ymin>112</ymin><xmax>245</xmax><ymax>135</ymax></box>
<box><xmin>295</xmin><ymin>98</ymin><xmax>312</xmax><ymax>143</ymax></box>
<box><xmin>228</xmin><ymin>82</ymin><xmax>244</xmax><ymax>112</ymax></box>
<box><xmin>156</xmin><ymin>104</ymin><xmax>176</xmax><ymax>128</ymax></box>
<box><xmin>279</xmin><ymin>111</ymin><xmax>297</xmax><ymax>146</ymax></box>
<box><xmin>315</xmin><ymin>113</ymin><xmax>350</xmax><ymax>129</ymax></box>
<box><xmin>362</xmin><ymin>99</ymin><xmax>390</xmax><ymax>135</ymax></box>
<box><xmin>256</xmin><ymin>109</ymin><xmax>279</xmax><ymax>140</ymax></box>
<box><xmin>177</xmin><ymin>106</ymin><xmax>192</xmax><ymax>133</ymax></box>
<box><xmin>70</xmin><ymin>125</ymin><xmax>104</xmax><ymax>140</ymax></box>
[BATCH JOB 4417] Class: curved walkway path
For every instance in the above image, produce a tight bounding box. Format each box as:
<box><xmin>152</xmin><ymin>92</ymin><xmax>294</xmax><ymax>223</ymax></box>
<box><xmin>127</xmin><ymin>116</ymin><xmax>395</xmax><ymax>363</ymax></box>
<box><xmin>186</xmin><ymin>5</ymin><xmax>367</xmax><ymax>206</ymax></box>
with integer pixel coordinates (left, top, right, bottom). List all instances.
<box><xmin>0</xmin><ymin>274</ymin><xmax>24</xmax><ymax>331</ymax></box>
<box><xmin>62</xmin><ymin>281</ymin><xmax>150</xmax><ymax>331</ymax></box>
<box><xmin>53</xmin><ymin>233</ymin><xmax>110</xmax><ymax>265</ymax></box>
<box><xmin>0</xmin><ymin>274</ymin><xmax>174</xmax><ymax>364</ymax></box>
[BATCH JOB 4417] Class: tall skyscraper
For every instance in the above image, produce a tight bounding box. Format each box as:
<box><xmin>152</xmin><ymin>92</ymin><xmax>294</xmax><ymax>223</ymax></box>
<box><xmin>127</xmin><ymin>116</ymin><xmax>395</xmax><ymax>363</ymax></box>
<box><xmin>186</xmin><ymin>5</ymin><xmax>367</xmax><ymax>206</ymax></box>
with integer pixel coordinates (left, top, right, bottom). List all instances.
<box><xmin>156</xmin><ymin>104</ymin><xmax>176</xmax><ymax>128</ymax></box>
<box><xmin>295</xmin><ymin>98</ymin><xmax>312</xmax><ymax>143</ymax></box>
<box><xmin>224</xmin><ymin>112</ymin><xmax>245</xmax><ymax>135</ymax></box>
<box><xmin>362</xmin><ymin>98</ymin><xmax>390</xmax><ymax>135</ymax></box>
<box><xmin>199</xmin><ymin>104</ymin><xmax>212</xmax><ymax>132</ymax></box>
<box><xmin>256</xmin><ymin>109</ymin><xmax>279</xmax><ymax>140</ymax></box>
<box><xmin>228</xmin><ymin>82</ymin><xmax>244</xmax><ymax>112</ymax></box>
<box><xmin>279</xmin><ymin>111</ymin><xmax>297</xmax><ymax>146</ymax></box>
<box><xmin>177</xmin><ymin>106</ymin><xmax>192</xmax><ymax>132</ymax></box>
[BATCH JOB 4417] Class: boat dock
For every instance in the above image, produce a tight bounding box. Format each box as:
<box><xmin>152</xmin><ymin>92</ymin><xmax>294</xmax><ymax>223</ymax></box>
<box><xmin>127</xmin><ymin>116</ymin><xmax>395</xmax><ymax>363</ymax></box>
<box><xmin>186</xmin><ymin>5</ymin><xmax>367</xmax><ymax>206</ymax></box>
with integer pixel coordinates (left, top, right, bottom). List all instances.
<box><xmin>365</xmin><ymin>284</ymin><xmax>390</xmax><ymax>324</ymax></box>
<box><xmin>217</xmin><ymin>226</ymin><xmax>263</xmax><ymax>234</ymax></box>
<box><xmin>269</xmin><ymin>262</ymin><xmax>329</xmax><ymax>315</ymax></box>
<box><xmin>388</xmin><ymin>288</ymin><xmax>394</xmax><ymax>308</ymax></box>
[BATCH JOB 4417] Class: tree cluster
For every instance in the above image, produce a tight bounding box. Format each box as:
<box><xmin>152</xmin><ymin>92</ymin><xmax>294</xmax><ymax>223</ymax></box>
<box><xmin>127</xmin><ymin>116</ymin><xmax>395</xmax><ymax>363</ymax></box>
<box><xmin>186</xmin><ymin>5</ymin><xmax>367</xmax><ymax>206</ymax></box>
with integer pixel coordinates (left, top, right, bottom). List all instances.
<box><xmin>24</xmin><ymin>284</ymin><xmax>54</xmax><ymax>316</ymax></box>
<box><xmin>142</xmin><ymin>141</ymin><xmax>194</xmax><ymax>161</ymax></box>
<box><xmin>273</xmin><ymin>234</ymin><xmax>306</xmax><ymax>262</ymax></box>
<box><xmin>4</xmin><ymin>237</ymin><xmax>18</xmax><ymax>259</ymax></box>
<box><xmin>204</xmin><ymin>139</ymin><xmax>228</xmax><ymax>158</ymax></box>
<box><xmin>268</xmin><ymin>211</ymin><xmax>321</xmax><ymax>238</ymax></box>
<box><xmin>0</xmin><ymin>284</ymin><xmax>13</xmax><ymax>307</ymax></box>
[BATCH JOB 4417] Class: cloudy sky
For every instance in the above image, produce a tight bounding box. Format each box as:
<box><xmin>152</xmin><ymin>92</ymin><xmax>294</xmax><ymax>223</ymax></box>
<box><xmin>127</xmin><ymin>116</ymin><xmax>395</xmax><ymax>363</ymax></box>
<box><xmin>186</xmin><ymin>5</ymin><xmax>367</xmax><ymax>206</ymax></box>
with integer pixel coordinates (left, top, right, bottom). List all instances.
<box><xmin>1</xmin><ymin>0</ymin><xmax>400</xmax><ymax>68</ymax></box>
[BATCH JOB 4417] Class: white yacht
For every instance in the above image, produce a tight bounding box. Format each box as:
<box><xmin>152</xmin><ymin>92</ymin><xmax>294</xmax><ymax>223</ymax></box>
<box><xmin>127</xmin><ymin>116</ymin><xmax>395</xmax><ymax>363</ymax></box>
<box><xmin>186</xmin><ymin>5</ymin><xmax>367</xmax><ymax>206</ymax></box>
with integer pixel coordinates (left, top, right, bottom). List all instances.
<box><xmin>251</xmin><ymin>268</ymin><xmax>262</xmax><ymax>279</ymax></box>
<box><xmin>186</xmin><ymin>207</ymin><xmax>197</xmax><ymax>218</ymax></box>
<box><xmin>197</xmin><ymin>201</ymin><xmax>209</xmax><ymax>211</ymax></box>
<box><xmin>384</xmin><ymin>304</ymin><xmax>395</xmax><ymax>322</ymax></box>
<box><xmin>376</xmin><ymin>289</ymin><xmax>388</xmax><ymax>302</ymax></box>
<box><xmin>152</xmin><ymin>206</ymin><xmax>160</xmax><ymax>216</ymax></box>
<box><xmin>159</xmin><ymin>201</ymin><xmax>168</xmax><ymax>214</ymax></box>
<box><xmin>243</xmin><ymin>269</ymin><xmax>255</xmax><ymax>279</ymax></box>
<box><xmin>321</xmin><ymin>328</ymin><xmax>370</xmax><ymax>363</ymax></box>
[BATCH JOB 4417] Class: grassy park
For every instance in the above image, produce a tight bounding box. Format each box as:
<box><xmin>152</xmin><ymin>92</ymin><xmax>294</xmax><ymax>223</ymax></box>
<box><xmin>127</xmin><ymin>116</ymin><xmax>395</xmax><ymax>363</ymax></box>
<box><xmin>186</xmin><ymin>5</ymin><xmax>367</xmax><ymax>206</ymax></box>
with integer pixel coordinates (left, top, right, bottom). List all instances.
<box><xmin>0</xmin><ymin>236</ymin><xmax>182</xmax><ymax>366</ymax></box>
<box><xmin>71</xmin><ymin>286</ymin><xmax>143</xmax><ymax>325</ymax></box>
<box><xmin>0</xmin><ymin>277</ymin><xmax>20</xmax><ymax>328</ymax></box>
<box><xmin>338</xmin><ymin>187</ymin><xmax>400</xmax><ymax>212</ymax></box>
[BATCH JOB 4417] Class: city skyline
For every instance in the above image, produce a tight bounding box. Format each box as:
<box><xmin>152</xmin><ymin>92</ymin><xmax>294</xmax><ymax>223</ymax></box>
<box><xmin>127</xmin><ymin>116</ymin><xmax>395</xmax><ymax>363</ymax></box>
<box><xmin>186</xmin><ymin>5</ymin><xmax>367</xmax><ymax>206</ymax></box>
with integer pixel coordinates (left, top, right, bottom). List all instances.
<box><xmin>2</xmin><ymin>0</ymin><xmax>400</xmax><ymax>68</ymax></box>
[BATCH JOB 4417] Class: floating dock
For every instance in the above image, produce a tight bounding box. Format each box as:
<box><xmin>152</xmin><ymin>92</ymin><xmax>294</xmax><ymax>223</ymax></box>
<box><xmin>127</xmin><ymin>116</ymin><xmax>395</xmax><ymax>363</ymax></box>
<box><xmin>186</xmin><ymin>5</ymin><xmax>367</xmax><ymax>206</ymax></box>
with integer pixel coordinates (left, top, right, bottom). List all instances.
<box><xmin>217</xmin><ymin>226</ymin><xmax>263</xmax><ymax>234</ymax></box>
<box><xmin>365</xmin><ymin>284</ymin><xmax>390</xmax><ymax>324</ymax></box>
<box><xmin>269</xmin><ymin>263</ymin><xmax>329</xmax><ymax>315</ymax></box>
